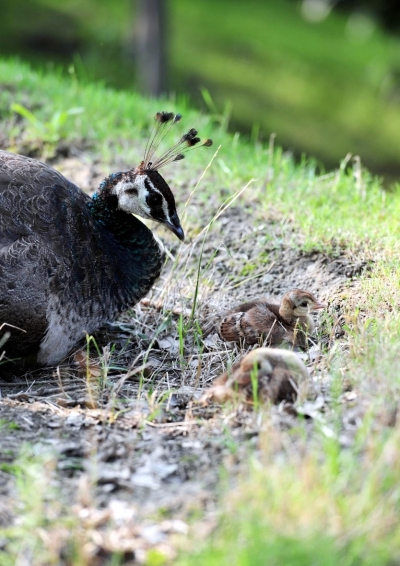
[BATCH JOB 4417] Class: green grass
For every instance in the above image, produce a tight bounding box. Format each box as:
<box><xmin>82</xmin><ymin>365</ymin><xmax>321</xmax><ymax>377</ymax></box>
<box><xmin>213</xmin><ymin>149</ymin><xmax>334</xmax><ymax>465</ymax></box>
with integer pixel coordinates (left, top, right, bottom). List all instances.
<box><xmin>171</xmin><ymin>0</ymin><xmax>400</xmax><ymax>174</ymax></box>
<box><xmin>179</xmin><ymin>271</ymin><xmax>400</xmax><ymax>564</ymax></box>
<box><xmin>2</xmin><ymin>57</ymin><xmax>400</xmax><ymax>254</ymax></box>
<box><xmin>2</xmin><ymin>0</ymin><xmax>400</xmax><ymax>174</ymax></box>
<box><xmin>2</xmin><ymin>58</ymin><xmax>400</xmax><ymax>564</ymax></box>
<box><xmin>0</xmin><ymin>445</ymin><xmax>127</xmax><ymax>566</ymax></box>
<box><xmin>179</xmin><ymin>425</ymin><xmax>400</xmax><ymax>565</ymax></box>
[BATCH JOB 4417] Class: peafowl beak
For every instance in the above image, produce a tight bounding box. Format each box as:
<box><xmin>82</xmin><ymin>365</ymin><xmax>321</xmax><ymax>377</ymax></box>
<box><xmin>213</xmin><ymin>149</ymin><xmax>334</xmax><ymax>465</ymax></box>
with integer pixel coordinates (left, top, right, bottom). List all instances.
<box><xmin>164</xmin><ymin>213</ymin><xmax>185</xmax><ymax>241</ymax></box>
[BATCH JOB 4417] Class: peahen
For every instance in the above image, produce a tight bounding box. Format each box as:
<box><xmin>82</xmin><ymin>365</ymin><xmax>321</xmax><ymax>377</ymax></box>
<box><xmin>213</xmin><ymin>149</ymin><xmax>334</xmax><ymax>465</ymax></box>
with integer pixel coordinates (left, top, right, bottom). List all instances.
<box><xmin>0</xmin><ymin>111</ymin><xmax>212</xmax><ymax>366</ymax></box>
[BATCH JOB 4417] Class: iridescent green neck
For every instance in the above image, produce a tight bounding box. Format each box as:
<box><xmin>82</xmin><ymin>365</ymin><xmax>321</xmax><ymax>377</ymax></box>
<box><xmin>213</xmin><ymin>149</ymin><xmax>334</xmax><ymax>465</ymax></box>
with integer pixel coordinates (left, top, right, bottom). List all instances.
<box><xmin>87</xmin><ymin>180</ymin><xmax>163</xmax><ymax>308</ymax></box>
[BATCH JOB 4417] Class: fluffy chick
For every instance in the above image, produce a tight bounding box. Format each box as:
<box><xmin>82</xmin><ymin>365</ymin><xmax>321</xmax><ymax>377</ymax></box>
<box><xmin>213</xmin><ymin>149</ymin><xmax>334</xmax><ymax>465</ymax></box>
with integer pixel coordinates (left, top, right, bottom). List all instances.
<box><xmin>204</xmin><ymin>288</ymin><xmax>325</xmax><ymax>349</ymax></box>
<box><xmin>200</xmin><ymin>347</ymin><xmax>309</xmax><ymax>405</ymax></box>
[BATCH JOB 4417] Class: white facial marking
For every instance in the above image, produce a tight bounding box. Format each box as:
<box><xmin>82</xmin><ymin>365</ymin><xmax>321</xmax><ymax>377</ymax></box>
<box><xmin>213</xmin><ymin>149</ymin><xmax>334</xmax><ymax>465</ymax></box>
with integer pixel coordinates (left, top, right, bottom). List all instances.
<box><xmin>160</xmin><ymin>189</ymin><xmax>171</xmax><ymax>223</ymax></box>
<box><xmin>113</xmin><ymin>175</ymin><xmax>151</xmax><ymax>218</ymax></box>
<box><xmin>112</xmin><ymin>174</ymin><xmax>173</xmax><ymax>225</ymax></box>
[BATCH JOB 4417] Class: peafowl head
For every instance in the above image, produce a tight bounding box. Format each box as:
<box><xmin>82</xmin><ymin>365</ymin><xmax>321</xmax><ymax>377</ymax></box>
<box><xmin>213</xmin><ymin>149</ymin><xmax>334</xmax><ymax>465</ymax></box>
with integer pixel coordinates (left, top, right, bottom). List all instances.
<box><xmin>281</xmin><ymin>289</ymin><xmax>326</xmax><ymax>319</ymax></box>
<box><xmin>103</xmin><ymin>112</ymin><xmax>213</xmax><ymax>241</ymax></box>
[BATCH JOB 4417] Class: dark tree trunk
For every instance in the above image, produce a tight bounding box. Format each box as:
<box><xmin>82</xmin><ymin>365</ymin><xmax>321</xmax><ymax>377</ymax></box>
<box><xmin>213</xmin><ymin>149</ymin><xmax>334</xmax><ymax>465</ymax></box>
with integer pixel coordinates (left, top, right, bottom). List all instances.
<box><xmin>135</xmin><ymin>0</ymin><xmax>167</xmax><ymax>96</ymax></box>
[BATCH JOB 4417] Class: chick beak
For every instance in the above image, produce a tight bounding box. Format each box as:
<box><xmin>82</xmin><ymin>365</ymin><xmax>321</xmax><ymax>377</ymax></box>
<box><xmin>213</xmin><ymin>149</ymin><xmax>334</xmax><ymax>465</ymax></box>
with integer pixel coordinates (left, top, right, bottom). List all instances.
<box><xmin>312</xmin><ymin>302</ymin><xmax>327</xmax><ymax>310</ymax></box>
<box><xmin>164</xmin><ymin>213</ymin><xmax>185</xmax><ymax>241</ymax></box>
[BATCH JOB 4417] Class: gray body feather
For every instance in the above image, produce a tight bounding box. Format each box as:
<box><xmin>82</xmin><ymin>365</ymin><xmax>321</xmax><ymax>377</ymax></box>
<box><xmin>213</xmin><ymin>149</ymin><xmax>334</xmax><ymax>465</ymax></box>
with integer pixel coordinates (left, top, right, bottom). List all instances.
<box><xmin>0</xmin><ymin>151</ymin><xmax>163</xmax><ymax>365</ymax></box>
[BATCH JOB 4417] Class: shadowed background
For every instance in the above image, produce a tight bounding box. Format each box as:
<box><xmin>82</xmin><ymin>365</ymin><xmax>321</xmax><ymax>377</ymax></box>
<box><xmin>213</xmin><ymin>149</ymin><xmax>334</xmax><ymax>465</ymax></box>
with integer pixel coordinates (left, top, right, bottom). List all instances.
<box><xmin>2</xmin><ymin>0</ymin><xmax>400</xmax><ymax>181</ymax></box>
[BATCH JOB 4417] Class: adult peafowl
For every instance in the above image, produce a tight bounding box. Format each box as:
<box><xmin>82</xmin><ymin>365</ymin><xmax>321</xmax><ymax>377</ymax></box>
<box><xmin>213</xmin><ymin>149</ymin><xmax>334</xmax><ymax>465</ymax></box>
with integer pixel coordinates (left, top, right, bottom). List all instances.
<box><xmin>0</xmin><ymin>111</ymin><xmax>212</xmax><ymax>366</ymax></box>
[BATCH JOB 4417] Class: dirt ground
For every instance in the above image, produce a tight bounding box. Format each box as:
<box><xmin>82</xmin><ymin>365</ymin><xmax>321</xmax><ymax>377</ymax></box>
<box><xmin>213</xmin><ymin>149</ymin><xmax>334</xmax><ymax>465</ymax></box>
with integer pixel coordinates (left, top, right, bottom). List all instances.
<box><xmin>0</xmin><ymin>153</ymin><xmax>367</xmax><ymax>563</ymax></box>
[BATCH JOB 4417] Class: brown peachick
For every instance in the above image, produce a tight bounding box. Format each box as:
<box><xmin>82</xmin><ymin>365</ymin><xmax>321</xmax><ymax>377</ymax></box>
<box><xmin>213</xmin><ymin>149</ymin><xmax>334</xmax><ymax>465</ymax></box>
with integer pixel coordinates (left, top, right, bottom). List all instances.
<box><xmin>200</xmin><ymin>347</ymin><xmax>309</xmax><ymax>405</ymax></box>
<box><xmin>204</xmin><ymin>288</ymin><xmax>326</xmax><ymax>349</ymax></box>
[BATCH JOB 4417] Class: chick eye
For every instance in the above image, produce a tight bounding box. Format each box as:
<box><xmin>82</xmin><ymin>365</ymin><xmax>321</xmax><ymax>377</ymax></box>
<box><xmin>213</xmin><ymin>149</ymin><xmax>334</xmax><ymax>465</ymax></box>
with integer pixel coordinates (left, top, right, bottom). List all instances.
<box><xmin>125</xmin><ymin>187</ymin><xmax>138</xmax><ymax>195</ymax></box>
<box><xmin>300</xmin><ymin>301</ymin><xmax>308</xmax><ymax>307</ymax></box>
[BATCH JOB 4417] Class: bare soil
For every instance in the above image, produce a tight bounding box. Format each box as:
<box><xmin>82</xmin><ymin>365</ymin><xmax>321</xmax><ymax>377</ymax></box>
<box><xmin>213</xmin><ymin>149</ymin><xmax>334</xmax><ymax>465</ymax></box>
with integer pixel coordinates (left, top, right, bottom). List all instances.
<box><xmin>0</xmin><ymin>153</ymin><xmax>368</xmax><ymax>563</ymax></box>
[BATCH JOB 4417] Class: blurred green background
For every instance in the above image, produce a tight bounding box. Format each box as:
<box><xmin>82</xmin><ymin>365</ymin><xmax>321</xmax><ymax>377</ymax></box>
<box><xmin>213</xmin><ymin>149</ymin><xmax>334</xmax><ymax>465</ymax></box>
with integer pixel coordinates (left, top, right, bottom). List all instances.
<box><xmin>2</xmin><ymin>0</ymin><xmax>400</xmax><ymax>180</ymax></box>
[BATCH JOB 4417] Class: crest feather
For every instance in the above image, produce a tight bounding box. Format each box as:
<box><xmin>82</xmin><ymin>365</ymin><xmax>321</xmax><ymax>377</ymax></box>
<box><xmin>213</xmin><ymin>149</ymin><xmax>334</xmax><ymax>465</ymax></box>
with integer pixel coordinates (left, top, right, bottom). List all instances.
<box><xmin>141</xmin><ymin>111</ymin><xmax>213</xmax><ymax>171</ymax></box>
